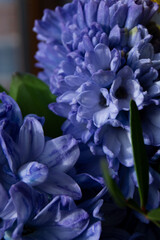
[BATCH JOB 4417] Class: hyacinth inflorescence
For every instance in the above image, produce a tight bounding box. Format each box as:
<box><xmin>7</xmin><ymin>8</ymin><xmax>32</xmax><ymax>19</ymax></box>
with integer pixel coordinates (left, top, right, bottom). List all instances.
<box><xmin>34</xmin><ymin>0</ymin><xmax>160</xmax><ymax>173</ymax></box>
<box><xmin>34</xmin><ymin>0</ymin><xmax>160</xmax><ymax>207</ymax></box>
<box><xmin>0</xmin><ymin>92</ymin><xmax>104</xmax><ymax>239</ymax></box>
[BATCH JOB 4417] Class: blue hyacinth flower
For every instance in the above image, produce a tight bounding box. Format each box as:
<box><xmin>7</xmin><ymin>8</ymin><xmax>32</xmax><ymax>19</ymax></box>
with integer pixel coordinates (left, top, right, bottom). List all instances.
<box><xmin>4</xmin><ymin>181</ymin><xmax>102</xmax><ymax>240</ymax></box>
<box><xmin>0</xmin><ymin>93</ymin><xmax>81</xmax><ymax>200</ymax></box>
<box><xmin>34</xmin><ymin>0</ymin><xmax>160</xmax><ymax>173</ymax></box>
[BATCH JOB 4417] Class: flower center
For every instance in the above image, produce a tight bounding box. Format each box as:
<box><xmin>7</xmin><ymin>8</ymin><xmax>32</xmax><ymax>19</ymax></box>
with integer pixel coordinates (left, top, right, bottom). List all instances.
<box><xmin>22</xmin><ymin>225</ymin><xmax>35</xmax><ymax>236</ymax></box>
<box><xmin>99</xmin><ymin>93</ymin><xmax>107</xmax><ymax>107</ymax></box>
<box><xmin>18</xmin><ymin>162</ymin><xmax>49</xmax><ymax>187</ymax></box>
<box><xmin>115</xmin><ymin>87</ymin><xmax>128</xmax><ymax>99</ymax></box>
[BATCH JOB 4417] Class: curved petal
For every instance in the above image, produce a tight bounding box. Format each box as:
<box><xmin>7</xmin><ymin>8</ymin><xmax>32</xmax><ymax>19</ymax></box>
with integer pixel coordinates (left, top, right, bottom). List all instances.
<box><xmin>18</xmin><ymin>116</ymin><xmax>45</xmax><ymax>165</ymax></box>
<box><xmin>49</xmin><ymin>102</ymin><xmax>71</xmax><ymax>118</ymax></box>
<box><xmin>53</xmin><ymin>209</ymin><xmax>89</xmax><ymax>240</ymax></box>
<box><xmin>0</xmin><ymin>184</ymin><xmax>9</xmax><ymax>212</ymax></box>
<box><xmin>0</xmin><ymin>129</ymin><xmax>20</xmax><ymax>173</ymax></box>
<box><xmin>118</xmin><ymin>130</ymin><xmax>133</xmax><ymax>167</ymax></box>
<box><xmin>38</xmin><ymin>170</ymin><xmax>82</xmax><ymax>200</ymax></box>
<box><xmin>75</xmin><ymin>221</ymin><xmax>101</xmax><ymax>240</ymax></box>
<box><xmin>92</xmin><ymin>70</ymin><xmax>115</xmax><ymax>88</ymax></box>
<box><xmin>85</xmin><ymin>44</ymin><xmax>111</xmax><ymax>73</ymax></box>
<box><xmin>18</xmin><ymin>162</ymin><xmax>48</xmax><ymax>187</ymax></box>
<box><xmin>39</xmin><ymin>135</ymin><xmax>80</xmax><ymax>172</ymax></box>
<box><xmin>0</xmin><ymin>92</ymin><xmax>22</xmax><ymax>127</ymax></box>
<box><xmin>125</xmin><ymin>3</ymin><xmax>142</xmax><ymax>30</ymax></box>
<box><xmin>77</xmin><ymin>91</ymin><xmax>99</xmax><ymax>108</ymax></box>
<box><xmin>142</xmin><ymin>105</ymin><xmax>160</xmax><ymax>146</ymax></box>
<box><xmin>93</xmin><ymin>108</ymin><xmax>110</xmax><ymax>128</ymax></box>
<box><xmin>9</xmin><ymin>182</ymin><xmax>33</xmax><ymax>224</ymax></box>
<box><xmin>103</xmin><ymin>126</ymin><xmax>121</xmax><ymax>159</ymax></box>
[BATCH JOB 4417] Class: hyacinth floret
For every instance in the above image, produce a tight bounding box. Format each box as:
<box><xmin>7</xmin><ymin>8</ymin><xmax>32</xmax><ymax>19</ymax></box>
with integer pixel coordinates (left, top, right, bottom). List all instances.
<box><xmin>0</xmin><ymin>92</ymin><xmax>82</xmax><ymax>201</ymax></box>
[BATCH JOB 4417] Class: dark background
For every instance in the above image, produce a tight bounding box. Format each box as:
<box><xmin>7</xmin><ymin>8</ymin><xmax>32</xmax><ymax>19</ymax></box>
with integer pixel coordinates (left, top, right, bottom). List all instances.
<box><xmin>0</xmin><ymin>0</ymin><xmax>68</xmax><ymax>89</ymax></box>
<box><xmin>20</xmin><ymin>0</ymin><xmax>68</xmax><ymax>75</ymax></box>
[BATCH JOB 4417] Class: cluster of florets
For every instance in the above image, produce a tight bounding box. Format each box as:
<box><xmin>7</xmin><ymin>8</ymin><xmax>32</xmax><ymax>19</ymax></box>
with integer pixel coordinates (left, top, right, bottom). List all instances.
<box><xmin>0</xmin><ymin>93</ymin><xmax>104</xmax><ymax>239</ymax></box>
<box><xmin>34</xmin><ymin>0</ymin><xmax>160</xmax><ymax>206</ymax></box>
<box><xmin>34</xmin><ymin>0</ymin><xmax>160</xmax><ymax>171</ymax></box>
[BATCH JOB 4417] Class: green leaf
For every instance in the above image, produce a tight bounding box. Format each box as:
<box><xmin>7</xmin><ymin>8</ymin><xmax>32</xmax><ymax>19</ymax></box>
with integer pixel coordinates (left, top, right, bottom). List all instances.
<box><xmin>130</xmin><ymin>100</ymin><xmax>149</xmax><ymax>209</ymax></box>
<box><xmin>101</xmin><ymin>159</ymin><xmax>126</xmax><ymax>208</ymax></box>
<box><xmin>10</xmin><ymin>72</ymin><xmax>64</xmax><ymax>138</ymax></box>
<box><xmin>147</xmin><ymin>208</ymin><xmax>160</xmax><ymax>221</ymax></box>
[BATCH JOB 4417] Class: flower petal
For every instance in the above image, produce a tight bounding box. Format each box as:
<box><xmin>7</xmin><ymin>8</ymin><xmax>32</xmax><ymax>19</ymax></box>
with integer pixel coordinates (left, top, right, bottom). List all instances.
<box><xmin>0</xmin><ymin>129</ymin><xmax>20</xmax><ymax>173</ymax></box>
<box><xmin>9</xmin><ymin>182</ymin><xmax>33</xmax><ymax>224</ymax></box>
<box><xmin>93</xmin><ymin>108</ymin><xmax>110</xmax><ymax>128</ymax></box>
<box><xmin>38</xmin><ymin>135</ymin><xmax>79</xmax><ymax>172</ymax></box>
<box><xmin>18</xmin><ymin>116</ymin><xmax>45</xmax><ymax>165</ymax></box>
<box><xmin>75</xmin><ymin>221</ymin><xmax>101</xmax><ymax>240</ymax></box>
<box><xmin>39</xmin><ymin>170</ymin><xmax>82</xmax><ymax>200</ymax></box>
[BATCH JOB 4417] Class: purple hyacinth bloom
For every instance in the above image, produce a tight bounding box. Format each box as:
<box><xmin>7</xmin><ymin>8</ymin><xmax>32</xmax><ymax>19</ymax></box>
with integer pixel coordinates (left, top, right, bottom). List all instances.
<box><xmin>34</xmin><ymin>0</ymin><xmax>160</xmax><ymax>228</ymax></box>
<box><xmin>110</xmin><ymin>66</ymin><xmax>144</xmax><ymax>111</ymax></box>
<box><xmin>0</xmin><ymin>93</ymin><xmax>81</xmax><ymax>200</ymax></box>
<box><xmin>34</xmin><ymin>0</ymin><xmax>158</xmax><ymax>86</ymax></box>
<box><xmin>34</xmin><ymin>0</ymin><xmax>160</xmax><ymax>173</ymax></box>
<box><xmin>3</xmin><ymin>182</ymin><xmax>102</xmax><ymax>240</ymax></box>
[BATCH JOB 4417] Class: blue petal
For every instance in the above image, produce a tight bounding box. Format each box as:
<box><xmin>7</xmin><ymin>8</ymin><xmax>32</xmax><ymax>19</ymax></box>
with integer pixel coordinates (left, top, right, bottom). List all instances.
<box><xmin>33</xmin><ymin>196</ymin><xmax>89</xmax><ymax>240</ymax></box>
<box><xmin>85</xmin><ymin>44</ymin><xmax>111</xmax><ymax>73</ymax></box>
<box><xmin>92</xmin><ymin>70</ymin><xmax>115</xmax><ymax>87</ymax></box>
<box><xmin>49</xmin><ymin>102</ymin><xmax>71</xmax><ymax>118</ymax></box>
<box><xmin>97</xmin><ymin>1</ymin><xmax>109</xmax><ymax>29</ymax></box>
<box><xmin>18</xmin><ymin>161</ymin><xmax>48</xmax><ymax>186</ymax></box>
<box><xmin>57</xmin><ymin>91</ymin><xmax>77</xmax><ymax>104</ymax></box>
<box><xmin>53</xmin><ymin>209</ymin><xmax>89</xmax><ymax>240</ymax></box>
<box><xmin>84</xmin><ymin>1</ymin><xmax>98</xmax><ymax>27</ymax></box>
<box><xmin>125</xmin><ymin>2</ymin><xmax>143</xmax><ymax>30</ymax></box>
<box><xmin>77</xmin><ymin>1</ymin><xmax>85</xmax><ymax>29</ymax></box>
<box><xmin>117</xmin><ymin>65</ymin><xmax>133</xmax><ymax>80</ymax></box>
<box><xmin>18</xmin><ymin>116</ymin><xmax>45</xmax><ymax>165</ymax></box>
<box><xmin>62</xmin><ymin>118</ymin><xmax>93</xmax><ymax>144</ymax></box>
<box><xmin>0</xmin><ymin>184</ymin><xmax>9</xmax><ymax>212</ymax></box>
<box><xmin>75</xmin><ymin>221</ymin><xmax>101</xmax><ymax>240</ymax></box>
<box><xmin>38</xmin><ymin>134</ymin><xmax>80</xmax><ymax>172</ymax></box>
<box><xmin>0</xmin><ymin>92</ymin><xmax>22</xmax><ymax>128</ymax></box>
<box><xmin>9</xmin><ymin>182</ymin><xmax>33</xmax><ymax>224</ymax></box>
<box><xmin>65</xmin><ymin>75</ymin><xmax>86</xmax><ymax>88</ymax></box>
<box><xmin>33</xmin><ymin>9</ymin><xmax>61</xmax><ymax>42</ymax></box>
<box><xmin>93</xmin><ymin>108</ymin><xmax>110</xmax><ymax>128</ymax></box>
<box><xmin>142</xmin><ymin>105</ymin><xmax>160</xmax><ymax>146</ymax></box>
<box><xmin>77</xmin><ymin>106</ymin><xmax>98</xmax><ymax>120</ymax></box>
<box><xmin>147</xmin><ymin>184</ymin><xmax>159</xmax><ymax>209</ymax></box>
<box><xmin>77</xmin><ymin>90</ymin><xmax>99</xmax><ymax>108</ymax></box>
<box><xmin>38</xmin><ymin>170</ymin><xmax>82</xmax><ymax>200</ymax></box>
<box><xmin>32</xmin><ymin>196</ymin><xmax>61</xmax><ymax>225</ymax></box>
<box><xmin>119</xmin><ymin>167</ymin><xmax>135</xmax><ymax>199</ymax></box>
<box><xmin>140</xmin><ymin>43</ymin><xmax>154</xmax><ymax>60</ymax></box>
<box><xmin>110</xmin><ymin>3</ymin><xmax>128</xmax><ymax>28</ymax></box>
<box><xmin>117</xmin><ymin>130</ymin><xmax>133</xmax><ymax>167</ymax></box>
<box><xmin>0</xmin><ymin>129</ymin><xmax>20</xmax><ymax>173</ymax></box>
<box><xmin>110</xmin><ymin>48</ymin><xmax>121</xmax><ymax>72</ymax></box>
<box><xmin>103</xmin><ymin>125</ymin><xmax>121</xmax><ymax>159</ymax></box>
<box><xmin>109</xmin><ymin>24</ymin><xmax>121</xmax><ymax>47</ymax></box>
<box><xmin>103</xmin><ymin>126</ymin><xmax>133</xmax><ymax>167</ymax></box>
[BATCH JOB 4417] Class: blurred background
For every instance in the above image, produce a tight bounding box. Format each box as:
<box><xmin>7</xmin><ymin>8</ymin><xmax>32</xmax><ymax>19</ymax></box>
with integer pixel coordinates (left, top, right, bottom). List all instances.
<box><xmin>0</xmin><ymin>0</ymin><xmax>69</xmax><ymax>90</ymax></box>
